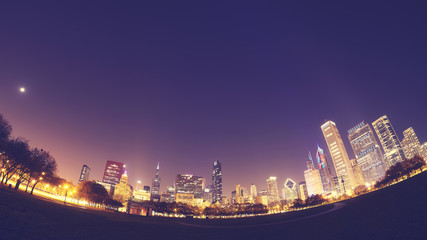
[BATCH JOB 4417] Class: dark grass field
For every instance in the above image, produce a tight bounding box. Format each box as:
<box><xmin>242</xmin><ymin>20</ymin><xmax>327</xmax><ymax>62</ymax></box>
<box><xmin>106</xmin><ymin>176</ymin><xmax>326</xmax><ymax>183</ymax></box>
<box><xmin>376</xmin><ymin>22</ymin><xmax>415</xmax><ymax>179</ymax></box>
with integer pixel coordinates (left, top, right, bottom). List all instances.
<box><xmin>1</xmin><ymin>172</ymin><xmax>427</xmax><ymax>240</ymax></box>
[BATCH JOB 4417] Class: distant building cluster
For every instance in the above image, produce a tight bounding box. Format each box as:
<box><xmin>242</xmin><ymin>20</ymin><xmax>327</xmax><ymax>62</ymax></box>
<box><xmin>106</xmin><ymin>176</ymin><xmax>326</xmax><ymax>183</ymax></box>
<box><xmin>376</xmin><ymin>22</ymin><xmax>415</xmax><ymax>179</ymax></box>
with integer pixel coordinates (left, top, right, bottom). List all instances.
<box><xmin>76</xmin><ymin>114</ymin><xmax>426</xmax><ymax>213</ymax></box>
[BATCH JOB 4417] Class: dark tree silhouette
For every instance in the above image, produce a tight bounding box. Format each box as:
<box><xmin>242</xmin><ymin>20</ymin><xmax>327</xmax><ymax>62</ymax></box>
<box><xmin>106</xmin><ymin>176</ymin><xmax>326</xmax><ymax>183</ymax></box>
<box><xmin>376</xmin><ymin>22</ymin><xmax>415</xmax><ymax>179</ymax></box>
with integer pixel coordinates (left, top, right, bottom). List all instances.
<box><xmin>76</xmin><ymin>181</ymin><xmax>108</xmax><ymax>206</ymax></box>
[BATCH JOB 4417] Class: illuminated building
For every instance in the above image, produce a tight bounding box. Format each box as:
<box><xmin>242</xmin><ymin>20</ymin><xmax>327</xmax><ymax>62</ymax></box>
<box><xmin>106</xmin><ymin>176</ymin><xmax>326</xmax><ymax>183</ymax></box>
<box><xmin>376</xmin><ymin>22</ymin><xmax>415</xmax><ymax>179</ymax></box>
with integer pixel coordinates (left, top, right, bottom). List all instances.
<box><xmin>348</xmin><ymin>121</ymin><xmax>386</xmax><ymax>185</ymax></box>
<box><xmin>175</xmin><ymin>174</ymin><xmax>205</xmax><ymax>205</ymax></box>
<box><xmin>283</xmin><ymin>178</ymin><xmax>298</xmax><ymax>203</ymax></box>
<box><xmin>316</xmin><ymin>146</ymin><xmax>334</xmax><ymax>192</ymax></box>
<box><xmin>175</xmin><ymin>193</ymin><xmax>194</xmax><ymax>206</ymax></box>
<box><xmin>350</xmin><ymin>159</ymin><xmax>365</xmax><ymax>187</ymax></box>
<box><xmin>102</xmin><ymin>160</ymin><xmax>125</xmax><ymax>186</ymax></box>
<box><xmin>151</xmin><ymin>162</ymin><xmax>161</xmax><ymax>202</ymax></box>
<box><xmin>256</xmin><ymin>195</ymin><xmax>268</xmax><ymax>206</ymax></box>
<box><xmin>372</xmin><ymin>115</ymin><xmax>405</xmax><ymax>168</ymax></box>
<box><xmin>203</xmin><ymin>185</ymin><xmax>213</xmax><ymax>203</ymax></box>
<box><xmin>304</xmin><ymin>152</ymin><xmax>324</xmax><ymax>196</ymax></box>
<box><xmin>266</xmin><ymin>177</ymin><xmax>280</xmax><ymax>205</ymax></box>
<box><xmin>231</xmin><ymin>190</ymin><xmax>236</xmax><ymax>205</ymax></box>
<box><xmin>113</xmin><ymin>171</ymin><xmax>132</xmax><ymax>203</ymax></box>
<box><xmin>250</xmin><ymin>184</ymin><xmax>257</xmax><ymax>199</ymax></box>
<box><xmin>401</xmin><ymin>127</ymin><xmax>421</xmax><ymax>159</ymax></box>
<box><xmin>133</xmin><ymin>181</ymin><xmax>151</xmax><ymax>201</ymax></box>
<box><xmin>333</xmin><ymin>177</ymin><xmax>341</xmax><ymax>195</ymax></box>
<box><xmin>304</xmin><ymin>168</ymin><xmax>323</xmax><ymax>196</ymax></box>
<box><xmin>235</xmin><ymin>184</ymin><xmax>244</xmax><ymax>204</ymax></box>
<box><xmin>134</xmin><ymin>188</ymin><xmax>151</xmax><ymax>201</ymax></box>
<box><xmin>78</xmin><ymin>164</ymin><xmax>91</xmax><ymax>183</ymax></box>
<box><xmin>419</xmin><ymin>142</ymin><xmax>427</xmax><ymax>160</ymax></box>
<box><xmin>321</xmin><ymin>121</ymin><xmax>357</xmax><ymax>193</ymax></box>
<box><xmin>212</xmin><ymin>161</ymin><xmax>223</xmax><ymax>203</ymax></box>
<box><xmin>298</xmin><ymin>181</ymin><xmax>308</xmax><ymax>201</ymax></box>
<box><xmin>159</xmin><ymin>186</ymin><xmax>175</xmax><ymax>203</ymax></box>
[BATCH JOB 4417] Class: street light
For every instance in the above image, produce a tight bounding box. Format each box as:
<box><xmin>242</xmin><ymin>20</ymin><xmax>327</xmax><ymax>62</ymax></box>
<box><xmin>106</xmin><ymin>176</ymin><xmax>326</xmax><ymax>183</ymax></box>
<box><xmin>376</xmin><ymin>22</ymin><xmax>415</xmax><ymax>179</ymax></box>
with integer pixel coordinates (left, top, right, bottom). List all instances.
<box><xmin>64</xmin><ymin>185</ymin><xmax>69</xmax><ymax>204</ymax></box>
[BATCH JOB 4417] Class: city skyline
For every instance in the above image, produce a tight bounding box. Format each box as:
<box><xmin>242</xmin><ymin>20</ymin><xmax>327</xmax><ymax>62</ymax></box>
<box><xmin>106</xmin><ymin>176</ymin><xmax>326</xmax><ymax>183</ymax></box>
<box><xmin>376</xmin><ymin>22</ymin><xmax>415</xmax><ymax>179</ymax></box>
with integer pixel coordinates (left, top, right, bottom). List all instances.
<box><xmin>1</xmin><ymin>1</ymin><xmax>426</xmax><ymax>198</ymax></box>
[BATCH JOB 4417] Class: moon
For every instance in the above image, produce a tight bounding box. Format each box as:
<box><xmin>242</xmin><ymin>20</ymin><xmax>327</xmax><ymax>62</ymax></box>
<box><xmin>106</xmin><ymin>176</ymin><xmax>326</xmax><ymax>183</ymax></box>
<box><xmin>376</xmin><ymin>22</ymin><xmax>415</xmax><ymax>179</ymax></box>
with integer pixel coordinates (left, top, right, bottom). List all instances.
<box><xmin>19</xmin><ymin>87</ymin><xmax>26</xmax><ymax>93</ymax></box>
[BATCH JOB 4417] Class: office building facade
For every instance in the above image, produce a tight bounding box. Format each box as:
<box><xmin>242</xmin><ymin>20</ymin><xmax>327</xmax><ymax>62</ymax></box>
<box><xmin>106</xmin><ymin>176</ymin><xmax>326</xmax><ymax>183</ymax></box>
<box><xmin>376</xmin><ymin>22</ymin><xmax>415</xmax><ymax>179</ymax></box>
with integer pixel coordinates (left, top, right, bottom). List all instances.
<box><xmin>212</xmin><ymin>161</ymin><xmax>223</xmax><ymax>203</ymax></box>
<box><xmin>78</xmin><ymin>164</ymin><xmax>91</xmax><ymax>183</ymax></box>
<box><xmin>102</xmin><ymin>160</ymin><xmax>125</xmax><ymax>186</ymax></box>
<box><xmin>348</xmin><ymin>121</ymin><xmax>386</xmax><ymax>185</ymax></box>
<box><xmin>321</xmin><ymin>121</ymin><xmax>356</xmax><ymax>193</ymax></box>
<box><xmin>372</xmin><ymin>115</ymin><xmax>405</xmax><ymax>168</ymax></box>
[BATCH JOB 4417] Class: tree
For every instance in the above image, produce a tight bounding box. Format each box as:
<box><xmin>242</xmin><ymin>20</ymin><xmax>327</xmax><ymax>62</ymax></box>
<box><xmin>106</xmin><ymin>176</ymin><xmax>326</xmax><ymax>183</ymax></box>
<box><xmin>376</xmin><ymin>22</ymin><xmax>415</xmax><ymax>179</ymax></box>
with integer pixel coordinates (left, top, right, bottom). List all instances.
<box><xmin>375</xmin><ymin>156</ymin><xmax>426</xmax><ymax>188</ymax></box>
<box><xmin>305</xmin><ymin>195</ymin><xmax>327</xmax><ymax>207</ymax></box>
<box><xmin>28</xmin><ymin>148</ymin><xmax>57</xmax><ymax>195</ymax></box>
<box><xmin>1</xmin><ymin>138</ymin><xmax>32</xmax><ymax>188</ymax></box>
<box><xmin>104</xmin><ymin>197</ymin><xmax>124</xmax><ymax>210</ymax></box>
<box><xmin>0</xmin><ymin>113</ymin><xmax>12</xmax><ymax>148</ymax></box>
<box><xmin>76</xmin><ymin>181</ymin><xmax>108</xmax><ymax>206</ymax></box>
<box><xmin>291</xmin><ymin>199</ymin><xmax>305</xmax><ymax>209</ymax></box>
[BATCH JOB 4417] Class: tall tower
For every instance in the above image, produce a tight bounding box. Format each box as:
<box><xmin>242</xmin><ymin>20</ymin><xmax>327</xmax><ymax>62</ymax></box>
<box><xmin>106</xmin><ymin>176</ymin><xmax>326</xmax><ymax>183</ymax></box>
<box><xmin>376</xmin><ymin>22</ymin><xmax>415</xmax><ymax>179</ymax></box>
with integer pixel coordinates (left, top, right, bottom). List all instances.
<box><xmin>266</xmin><ymin>177</ymin><xmax>280</xmax><ymax>206</ymax></box>
<box><xmin>316</xmin><ymin>145</ymin><xmax>334</xmax><ymax>192</ymax></box>
<box><xmin>348</xmin><ymin>121</ymin><xmax>386</xmax><ymax>185</ymax></box>
<box><xmin>250</xmin><ymin>184</ymin><xmax>257</xmax><ymax>199</ymax></box>
<box><xmin>212</xmin><ymin>161</ymin><xmax>223</xmax><ymax>203</ymax></box>
<box><xmin>78</xmin><ymin>164</ymin><xmax>91</xmax><ymax>183</ymax></box>
<box><xmin>321</xmin><ymin>121</ymin><xmax>356</xmax><ymax>193</ymax></box>
<box><xmin>372</xmin><ymin>115</ymin><xmax>405</xmax><ymax>168</ymax></box>
<box><xmin>401</xmin><ymin>127</ymin><xmax>421</xmax><ymax>159</ymax></box>
<box><xmin>150</xmin><ymin>162</ymin><xmax>161</xmax><ymax>201</ymax></box>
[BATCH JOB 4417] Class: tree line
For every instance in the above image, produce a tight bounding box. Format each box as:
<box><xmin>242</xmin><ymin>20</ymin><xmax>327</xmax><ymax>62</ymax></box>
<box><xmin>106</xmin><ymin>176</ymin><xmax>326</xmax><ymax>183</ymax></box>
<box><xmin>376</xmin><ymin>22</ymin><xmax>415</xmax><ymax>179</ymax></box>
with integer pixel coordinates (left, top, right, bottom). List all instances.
<box><xmin>375</xmin><ymin>155</ymin><xmax>425</xmax><ymax>188</ymax></box>
<box><xmin>0</xmin><ymin>113</ymin><xmax>60</xmax><ymax>194</ymax></box>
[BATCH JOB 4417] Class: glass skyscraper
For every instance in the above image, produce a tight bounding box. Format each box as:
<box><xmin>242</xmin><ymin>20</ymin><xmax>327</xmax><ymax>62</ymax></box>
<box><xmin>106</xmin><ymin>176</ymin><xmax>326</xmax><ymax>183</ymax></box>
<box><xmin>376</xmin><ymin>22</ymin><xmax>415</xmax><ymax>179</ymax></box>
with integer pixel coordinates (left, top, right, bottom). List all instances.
<box><xmin>78</xmin><ymin>164</ymin><xmax>91</xmax><ymax>183</ymax></box>
<box><xmin>150</xmin><ymin>162</ymin><xmax>161</xmax><ymax>201</ymax></box>
<box><xmin>348</xmin><ymin>121</ymin><xmax>386</xmax><ymax>185</ymax></box>
<box><xmin>316</xmin><ymin>146</ymin><xmax>334</xmax><ymax>192</ymax></box>
<box><xmin>212</xmin><ymin>161</ymin><xmax>222</xmax><ymax>203</ymax></box>
<box><xmin>401</xmin><ymin>127</ymin><xmax>421</xmax><ymax>159</ymax></box>
<box><xmin>175</xmin><ymin>174</ymin><xmax>205</xmax><ymax>199</ymax></box>
<box><xmin>266</xmin><ymin>176</ymin><xmax>280</xmax><ymax>205</ymax></box>
<box><xmin>372</xmin><ymin>115</ymin><xmax>405</xmax><ymax>168</ymax></box>
<box><xmin>321</xmin><ymin>121</ymin><xmax>357</xmax><ymax>193</ymax></box>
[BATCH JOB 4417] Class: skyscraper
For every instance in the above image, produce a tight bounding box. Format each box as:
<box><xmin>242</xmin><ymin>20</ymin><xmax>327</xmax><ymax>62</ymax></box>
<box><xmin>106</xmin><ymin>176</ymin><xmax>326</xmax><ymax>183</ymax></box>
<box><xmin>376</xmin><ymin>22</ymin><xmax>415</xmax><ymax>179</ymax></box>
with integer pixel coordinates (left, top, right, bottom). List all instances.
<box><xmin>212</xmin><ymin>161</ymin><xmax>223</xmax><ymax>203</ymax></box>
<box><xmin>401</xmin><ymin>127</ymin><xmax>421</xmax><ymax>159</ymax></box>
<box><xmin>348</xmin><ymin>121</ymin><xmax>386</xmax><ymax>185</ymax></box>
<box><xmin>250</xmin><ymin>184</ymin><xmax>257</xmax><ymax>199</ymax></box>
<box><xmin>113</xmin><ymin>171</ymin><xmax>132</xmax><ymax>203</ymax></box>
<box><xmin>372</xmin><ymin>115</ymin><xmax>405</xmax><ymax>168</ymax></box>
<box><xmin>102</xmin><ymin>160</ymin><xmax>125</xmax><ymax>186</ymax></box>
<box><xmin>175</xmin><ymin>174</ymin><xmax>205</xmax><ymax>199</ymax></box>
<box><xmin>203</xmin><ymin>185</ymin><xmax>213</xmax><ymax>203</ymax></box>
<box><xmin>304</xmin><ymin>152</ymin><xmax>324</xmax><ymax>196</ymax></box>
<box><xmin>266</xmin><ymin>177</ymin><xmax>280</xmax><ymax>206</ymax></box>
<box><xmin>151</xmin><ymin>162</ymin><xmax>161</xmax><ymax>201</ymax></box>
<box><xmin>316</xmin><ymin>146</ymin><xmax>334</xmax><ymax>192</ymax></box>
<box><xmin>321</xmin><ymin>121</ymin><xmax>357</xmax><ymax>193</ymax></box>
<box><xmin>419</xmin><ymin>142</ymin><xmax>427</xmax><ymax>161</ymax></box>
<box><xmin>304</xmin><ymin>167</ymin><xmax>324</xmax><ymax>197</ymax></box>
<box><xmin>235</xmin><ymin>184</ymin><xmax>244</xmax><ymax>204</ymax></box>
<box><xmin>283</xmin><ymin>178</ymin><xmax>298</xmax><ymax>203</ymax></box>
<box><xmin>78</xmin><ymin>164</ymin><xmax>91</xmax><ymax>183</ymax></box>
<box><xmin>298</xmin><ymin>181</ymin><xmax>308</xmax><ymax>201</ymax></box>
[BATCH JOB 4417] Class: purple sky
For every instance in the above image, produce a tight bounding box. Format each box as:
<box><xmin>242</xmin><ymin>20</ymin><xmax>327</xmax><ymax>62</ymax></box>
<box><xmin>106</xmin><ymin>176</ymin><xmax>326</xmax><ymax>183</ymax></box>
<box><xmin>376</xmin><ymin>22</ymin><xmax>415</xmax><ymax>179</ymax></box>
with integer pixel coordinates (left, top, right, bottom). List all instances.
<box><xmin>1</xmin><ymin>1</ymin><xmax>426</xmax><ymax>197</ymax></box>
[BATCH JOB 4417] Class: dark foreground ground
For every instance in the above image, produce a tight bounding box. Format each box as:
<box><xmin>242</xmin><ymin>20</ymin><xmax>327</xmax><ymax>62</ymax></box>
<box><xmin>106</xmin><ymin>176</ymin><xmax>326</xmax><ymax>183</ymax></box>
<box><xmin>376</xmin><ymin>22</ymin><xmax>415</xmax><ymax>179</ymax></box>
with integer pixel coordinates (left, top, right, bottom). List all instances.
<box><xmin>1</xmin><ymin>172</ymin><xmax>427</xmax><ymax>240</ymax></box>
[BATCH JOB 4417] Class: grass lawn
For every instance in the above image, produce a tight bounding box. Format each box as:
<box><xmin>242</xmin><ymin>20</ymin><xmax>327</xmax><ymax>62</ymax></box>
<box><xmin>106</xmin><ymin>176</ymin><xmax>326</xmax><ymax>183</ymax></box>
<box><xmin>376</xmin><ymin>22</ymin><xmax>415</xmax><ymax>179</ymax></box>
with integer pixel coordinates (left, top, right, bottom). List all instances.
<box><xmin>1</xmin><ymin>172</ymin><xmax>426</xmax><ymax>240</ymax></box>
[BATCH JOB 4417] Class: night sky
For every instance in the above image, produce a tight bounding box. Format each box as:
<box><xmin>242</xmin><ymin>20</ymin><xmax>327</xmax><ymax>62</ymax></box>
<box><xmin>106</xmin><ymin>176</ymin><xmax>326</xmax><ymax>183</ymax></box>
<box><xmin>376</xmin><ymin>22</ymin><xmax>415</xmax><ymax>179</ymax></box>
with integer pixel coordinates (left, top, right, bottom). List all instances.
<box><xmin>1</xmin><ymin>1</ymin><xmax>426</xmax><ymax>197</ymax></box>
